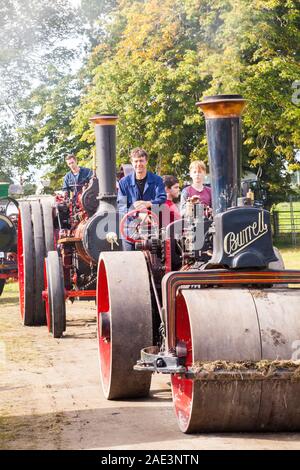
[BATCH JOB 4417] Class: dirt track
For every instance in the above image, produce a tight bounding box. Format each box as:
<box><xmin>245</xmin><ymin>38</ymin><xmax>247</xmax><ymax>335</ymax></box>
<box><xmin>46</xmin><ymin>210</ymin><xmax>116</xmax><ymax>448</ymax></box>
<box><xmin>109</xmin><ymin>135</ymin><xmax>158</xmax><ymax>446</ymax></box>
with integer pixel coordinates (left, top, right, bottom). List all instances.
<box><xmin>1</xmin><ymin>289</ymin><xmax>300</xmax><ymax>450</ymax></box>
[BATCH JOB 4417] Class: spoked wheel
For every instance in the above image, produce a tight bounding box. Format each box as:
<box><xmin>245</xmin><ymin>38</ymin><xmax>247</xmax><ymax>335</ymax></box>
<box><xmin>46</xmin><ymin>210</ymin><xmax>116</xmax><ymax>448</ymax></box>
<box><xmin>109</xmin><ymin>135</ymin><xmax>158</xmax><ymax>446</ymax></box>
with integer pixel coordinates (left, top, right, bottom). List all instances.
<box><xmin>97</xmin><ymin>251</ymin><xmax>152</xmax><ymax>399</ymax></box>
<box><xmin>172</xmin><ymin>288</ymin><xmax>300</xmax><ymax>433</ymax></box>
<box><xmin>18</xmin><ymin>202</ymin><xmax>35</xmax><ymax>325</ymax></box>
<box><xmin>120</xmin><ymin>209</ymin><xmax>159</xmax><ymax>244</ymax></box>
<box><xmin>44</xmin><ymin>251</ymin><xmax>66</xmax><ymax>338</ymax></box>
<box><xmin>0</xmin><ymin>279</ymin><xmax>5</xmax><ymax>296</ymax></box>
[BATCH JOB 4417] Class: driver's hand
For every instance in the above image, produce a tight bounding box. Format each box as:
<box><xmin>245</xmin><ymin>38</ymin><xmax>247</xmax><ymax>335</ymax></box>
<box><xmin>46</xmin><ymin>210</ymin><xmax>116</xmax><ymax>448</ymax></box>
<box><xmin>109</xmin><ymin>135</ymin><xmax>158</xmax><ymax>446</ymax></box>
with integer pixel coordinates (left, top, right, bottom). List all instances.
<box><xmin>133</xmin><ymin>200</ymin><xmax>152</xmax><ymax>210</ymax></box>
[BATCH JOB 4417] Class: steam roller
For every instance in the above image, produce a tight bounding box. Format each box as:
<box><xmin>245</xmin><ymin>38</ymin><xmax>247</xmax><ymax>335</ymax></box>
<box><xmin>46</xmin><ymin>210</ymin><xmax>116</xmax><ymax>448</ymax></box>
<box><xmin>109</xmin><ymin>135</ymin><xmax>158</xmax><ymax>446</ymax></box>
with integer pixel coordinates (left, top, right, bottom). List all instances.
<box><xmin>96</xmin><ymin>94</ymin><xmax>300</xmax><ymax>433</ymax></box>
<box><xmin>17</xmin><ymin>115</ymin><xmax>125</xmax><ymax>337</ymax></box>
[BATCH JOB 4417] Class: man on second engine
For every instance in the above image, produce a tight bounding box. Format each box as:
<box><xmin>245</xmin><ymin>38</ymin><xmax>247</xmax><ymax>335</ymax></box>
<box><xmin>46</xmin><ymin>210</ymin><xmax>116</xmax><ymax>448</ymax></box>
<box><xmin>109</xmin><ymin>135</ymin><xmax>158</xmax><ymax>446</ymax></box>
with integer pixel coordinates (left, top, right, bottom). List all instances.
<box><xmin>62</xmin><ymin>154</ymin><xmax>92</xmax><ymax>200</ymax></box>
<box><xmin>117</xmin><ymin>147</ymin><xmax>166</xmax><ymax>250</ymax></box>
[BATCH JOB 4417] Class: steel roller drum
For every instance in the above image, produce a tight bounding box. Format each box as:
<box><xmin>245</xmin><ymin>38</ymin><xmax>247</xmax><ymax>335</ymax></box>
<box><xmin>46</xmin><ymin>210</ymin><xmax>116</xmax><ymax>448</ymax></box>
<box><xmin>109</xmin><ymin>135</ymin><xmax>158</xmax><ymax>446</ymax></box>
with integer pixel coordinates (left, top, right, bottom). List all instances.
<box><xmin>172</xmin><ymin>288</ymin><xmax>300</xmax><ymax>432</ymax></box>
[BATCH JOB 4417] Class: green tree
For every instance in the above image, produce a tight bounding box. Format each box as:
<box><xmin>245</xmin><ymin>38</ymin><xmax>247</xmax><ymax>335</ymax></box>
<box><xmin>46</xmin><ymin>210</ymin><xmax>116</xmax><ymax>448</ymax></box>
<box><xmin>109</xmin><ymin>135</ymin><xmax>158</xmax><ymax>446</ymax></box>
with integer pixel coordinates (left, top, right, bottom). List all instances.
<box><xmin>0</xmin><ymin>0</ymin><xmax>118</xmax><ymax>184</ymax></box>
<box><xmin>3</xmin><ymin>0</ymin><xmax>300</xmax><ymax>202</ymax></box>
<box><xmin>0</xmin><ymin>124</ymin><xmax>15</xmax><ymax>181</ymax></box>
<box><xmin>0</xmin><ymin>0</ymin><xmax>83</xmax><ymax>180</ymax></box>
<box><xmin>193</xmin><ymin>0</ymin><xmax>300</xmax><ymax>204</ymax></box>
<box><xmin>73</xmin><ymin>0</ymin><xmax>300</xmax><ymax>203</ymax></box>
<box><xmin>17</xmin><ymin>72</ymin><xmax>85</xmax><ymax>187</ymax></box>
<box><xmin>73</xmin><ymin>0</ymin><xmax>208</xmax><ymax>180</ymax></box>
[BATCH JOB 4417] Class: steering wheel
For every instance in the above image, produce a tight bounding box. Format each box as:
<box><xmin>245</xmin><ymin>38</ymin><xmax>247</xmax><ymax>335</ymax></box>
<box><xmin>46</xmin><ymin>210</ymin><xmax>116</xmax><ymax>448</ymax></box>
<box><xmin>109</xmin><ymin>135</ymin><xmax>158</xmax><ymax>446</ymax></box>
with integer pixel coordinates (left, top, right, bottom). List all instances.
<box><xmin>120</xmin><ymin>208</ymin><xmax>159</xmax><ymax>244</ymax></box>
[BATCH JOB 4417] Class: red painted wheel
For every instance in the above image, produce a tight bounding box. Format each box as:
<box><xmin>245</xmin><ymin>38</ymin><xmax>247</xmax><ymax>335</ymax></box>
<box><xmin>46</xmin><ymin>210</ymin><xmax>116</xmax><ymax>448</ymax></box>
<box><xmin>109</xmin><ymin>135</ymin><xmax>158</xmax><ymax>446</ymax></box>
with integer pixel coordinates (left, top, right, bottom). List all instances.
<box><xmin>45</xmin><ymin>251</ymin><xmax>66</xmax><ymax>338</ymax></box>
<box><xmin>171</xmin><ymin>293</ymin><xmax>194</xmax><ymax>433</ymax></box>
<box><xmin>97</xmin><ymin>251</ymin><xmax>152</xmax><ymax>399</ymax></box>
<box><xmin>120</xmin><ymin>209</ymin><xmax>159</xmax><ymax>244</ymax></box>
<box><xmin>18</xmin><ymin>202</ymin><xmax>35</xmax><ymax>325</ymax></box>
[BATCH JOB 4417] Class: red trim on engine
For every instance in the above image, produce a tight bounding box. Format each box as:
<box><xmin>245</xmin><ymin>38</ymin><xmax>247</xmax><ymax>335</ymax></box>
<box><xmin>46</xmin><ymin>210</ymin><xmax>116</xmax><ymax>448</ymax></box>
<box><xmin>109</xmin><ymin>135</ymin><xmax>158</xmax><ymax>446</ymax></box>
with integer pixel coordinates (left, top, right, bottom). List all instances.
<box><xmin>0</xmin><ymin>271</ymin><xmax>17</xmax><ymax>280</ymax></box>
<box><xmin>66</xmin><ymin>290</ymin><xmax>96</xmax><ymax>298</ymax></box>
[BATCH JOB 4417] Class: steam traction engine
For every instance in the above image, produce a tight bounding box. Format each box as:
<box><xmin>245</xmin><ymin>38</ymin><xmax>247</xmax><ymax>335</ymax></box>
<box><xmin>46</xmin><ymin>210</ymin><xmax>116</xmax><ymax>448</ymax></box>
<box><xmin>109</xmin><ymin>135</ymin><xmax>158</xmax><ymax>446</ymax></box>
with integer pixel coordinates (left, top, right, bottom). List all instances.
<box><xmin>96</xmin><ymin>95</ymin><xmax>300</xmax><ymax>433</ymax></box>
<box><xmin>17</xmin><ymin>115</ymin><xmax>122</xmax><ymax>337</ymax></box>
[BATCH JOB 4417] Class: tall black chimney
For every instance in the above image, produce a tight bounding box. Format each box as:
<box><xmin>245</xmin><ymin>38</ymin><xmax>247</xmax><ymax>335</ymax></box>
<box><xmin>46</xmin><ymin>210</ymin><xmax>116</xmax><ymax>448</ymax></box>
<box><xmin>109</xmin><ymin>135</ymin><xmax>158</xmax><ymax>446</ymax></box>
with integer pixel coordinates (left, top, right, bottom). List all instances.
<box><xmin>197</xmin><ymin>95</ymin><xmax>246</xmax><ymax>214</ymax></box>
<box><xmin>82</xmin><ymin>114</ymin><xmax>121</xmax><ymax>262</ymax></box>
<box><xmin>89</xmin><ymin>114</ymin><xmax>118</xmax><ymax>212</ymax></box>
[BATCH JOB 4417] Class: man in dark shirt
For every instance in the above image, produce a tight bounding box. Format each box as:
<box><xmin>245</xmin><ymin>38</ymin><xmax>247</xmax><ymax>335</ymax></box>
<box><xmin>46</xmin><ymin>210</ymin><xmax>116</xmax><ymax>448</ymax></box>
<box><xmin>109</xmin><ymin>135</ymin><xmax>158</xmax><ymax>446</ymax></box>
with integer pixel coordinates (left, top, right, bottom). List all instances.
<box><xmin>117</xmin><ymin>148</ymin><xmax>166</xmax><ymax>250</ymax></box>
<box><xmin>62</xmin><ymin>154</ymin><xmax>92</xmax><ymax>200</ymax></box>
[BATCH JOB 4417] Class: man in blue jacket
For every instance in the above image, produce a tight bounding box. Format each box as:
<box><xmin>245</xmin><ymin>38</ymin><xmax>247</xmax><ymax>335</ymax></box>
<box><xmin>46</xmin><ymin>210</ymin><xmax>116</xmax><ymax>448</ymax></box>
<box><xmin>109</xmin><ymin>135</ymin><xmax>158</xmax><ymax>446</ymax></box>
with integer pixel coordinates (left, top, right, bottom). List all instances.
<box><xmin>62</xmin><ymin>154</ymin><xmax>92</xmax><ymax>200</ymax></box>
<box><xmin>118</xmin><ymin>147</ymin><xmax>166</xmax><ymax>250</ymax></box>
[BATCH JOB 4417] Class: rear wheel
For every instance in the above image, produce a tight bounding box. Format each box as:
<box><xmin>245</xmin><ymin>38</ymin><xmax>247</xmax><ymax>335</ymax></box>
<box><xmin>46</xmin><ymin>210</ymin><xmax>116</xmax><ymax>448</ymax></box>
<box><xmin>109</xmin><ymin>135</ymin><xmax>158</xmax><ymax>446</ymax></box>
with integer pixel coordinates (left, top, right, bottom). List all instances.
<box><xmin>97</xmin><ymin>251</ymin><xmax>152</xmax><ymax>399</ymax></box>
<box><xmin>31</xmin><ymin>201</ymin><xmax>47</xmax><ymax>325</ymax></box>
<box><xmin>18</xmin><ymin>201</ymin><xmax>48</xmax><ymax>325</ymax></box>
<box><xmin>45</xmin><ymin>251</ymin><xmax>66</xmax><ymax>338</ymax></box>
<box><xmin>40</xmin><ymin>199</ymin><xmax>55</xmax><ymax>252</ymax></box>
<box><xmin>18</xmin><ymin>202</ymin><xmax>35</xmax><ymax>325</ymax></box>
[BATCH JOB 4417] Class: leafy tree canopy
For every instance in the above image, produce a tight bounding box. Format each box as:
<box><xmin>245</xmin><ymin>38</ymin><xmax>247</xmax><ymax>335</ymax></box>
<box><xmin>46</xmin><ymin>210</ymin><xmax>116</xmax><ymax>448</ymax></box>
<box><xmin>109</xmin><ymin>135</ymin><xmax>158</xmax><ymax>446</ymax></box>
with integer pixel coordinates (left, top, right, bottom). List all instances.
<box><xmin>1</xmin><ymin>0</ymin><xmax>300</xmax><ymax>205</ymax></box>
<box><xmin>72</xmin><ymin>0</ymin><xmax>300</xmax><ymax>203</ymax></box>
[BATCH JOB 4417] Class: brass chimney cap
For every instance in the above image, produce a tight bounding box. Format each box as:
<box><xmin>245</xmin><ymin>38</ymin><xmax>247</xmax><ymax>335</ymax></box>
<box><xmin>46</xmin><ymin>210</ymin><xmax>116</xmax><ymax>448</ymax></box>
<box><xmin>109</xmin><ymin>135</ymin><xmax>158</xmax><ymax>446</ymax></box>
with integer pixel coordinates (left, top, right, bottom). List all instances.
<box><xmin>196</xmin><ymin>94</ymin><xmax>246</xmax><ymax>118</ymax></box>
<box><xmin>90</xmin><ymin>114</ymin><xmax>118</xmax><ymax>126</ymax></box>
